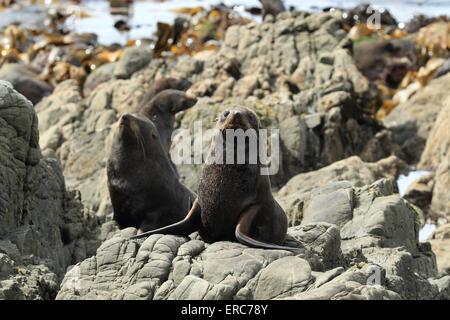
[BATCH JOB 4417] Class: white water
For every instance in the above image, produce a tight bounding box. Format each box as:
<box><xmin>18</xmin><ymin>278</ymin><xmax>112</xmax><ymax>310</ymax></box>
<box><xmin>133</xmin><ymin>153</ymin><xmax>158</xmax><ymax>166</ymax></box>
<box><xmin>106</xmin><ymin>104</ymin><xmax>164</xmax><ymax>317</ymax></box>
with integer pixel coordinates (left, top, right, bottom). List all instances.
<box><xmin>397</xmin><ymin>170</ymin><xmax>431</xmax><ymax>196</ymax></box>
<box><xmin>70</xmin><ymin>0</ymin><xmax>450</xmax><ymax>44</ymax></box>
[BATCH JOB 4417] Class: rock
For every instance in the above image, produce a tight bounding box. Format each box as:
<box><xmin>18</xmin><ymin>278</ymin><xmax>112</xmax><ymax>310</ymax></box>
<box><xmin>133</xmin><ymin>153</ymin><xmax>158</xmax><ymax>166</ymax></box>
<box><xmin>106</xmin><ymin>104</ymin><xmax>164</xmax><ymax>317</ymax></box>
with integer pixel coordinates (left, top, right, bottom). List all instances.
<box><xmin>83</xmin><ymin>62</ymin><xmax>116</xmax><ymax>97</ymax></box>
<box><xmin>280</xmin><ymin>178</ymin><xmax>421</xmax><ymax>253</ymax></box>
<box><xmin>435</xmin><ymin>224</ymin><xmax>450</xmax><ymax>239</ymax></box>
<box><xmin>114</xmin><ymin>47</ymin><xmax>152</xmax><ymax>79</ymax></box>
<box><xmin>361</xmin><ymin>247</ymin><xmax>438</xmax><ymax>300</ymax></box>
<box><xmin>430</xmin><ymin>224</ymin><xmax>450</xmax><ymax>274</ymax></box>
<box><xmin>286</xmin><ymin>267</ymin><xmax>401</xmax><ymax>300</ymax></box>
<box><xmin>418</xmin><ymin>101</ymin><xmax>450</xmax><ymax>218</ymax></box>
<box><xmin>430</xmin><ymin>157</ymin><xmax>450</xmax><ymax>219</ymax></box>
<box><xmin>287</xmin><ymin>223</ymin><xmax>342</xmax><ymax>269</ymax></box>
<box><xmin>430</xmin><ymin>239</ymin><xmax>450</xmax><ymax>274</ymax></box>
<box><xmin>434</xmin><ymin>59</ymin><xmax>450</xmax><ymax>78</ymax></box>
<box><xmin>419</xmin><ymin>100</ymin><xmax>450</xmax><ymax>170</ymax></box>
<box><xmin>430</xmin><ymin>275</ymin><xmax>450</xmax><ymax>299</ymax></box>
<box><xmin>0</xmin><ymin>81</ymin><xmax>99</xmax><ymax>299</ymax></box>
<box><xmin>277</xmin><ymin>155</ymin><xmax>406</xmax><ymax>220</ymax></box>
<box><xmin>0</xmin><ymin>63</ymin><xmax>53</xmax><ymax>105</ymax></box>
<box><xmin>56</xmin><ymin>178</ymin><xmax>440</xmax><ymax>300</ymax></box>
<box><xmin>385</xmin><ymin>73</ymin><xmax>450</xmax><ymax>163</ymax></box>
<box><xmin>405</xmin><ymin>14</ymin><xmax>445</xmax><ymax>33</ymax></box>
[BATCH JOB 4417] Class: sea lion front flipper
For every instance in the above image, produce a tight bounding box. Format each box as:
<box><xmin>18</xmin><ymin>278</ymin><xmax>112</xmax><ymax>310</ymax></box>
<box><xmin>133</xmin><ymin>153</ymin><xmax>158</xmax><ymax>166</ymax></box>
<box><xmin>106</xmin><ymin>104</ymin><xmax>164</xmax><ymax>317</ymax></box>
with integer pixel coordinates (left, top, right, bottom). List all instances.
<box><xmin>235</xmin><ymin>207</ymin><xmax>303</xmax><ymax>253</ymax></box>
<box><xmin>129</xmin><ymin>199</ymin><xmax>201</xmax><ymax>239</ymax></box>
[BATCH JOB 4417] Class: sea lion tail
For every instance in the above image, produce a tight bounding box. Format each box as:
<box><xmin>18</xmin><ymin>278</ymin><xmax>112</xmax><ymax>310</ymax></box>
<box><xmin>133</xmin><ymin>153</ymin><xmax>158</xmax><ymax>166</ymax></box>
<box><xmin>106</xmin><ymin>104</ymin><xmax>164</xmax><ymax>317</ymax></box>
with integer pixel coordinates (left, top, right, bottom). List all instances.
<box><xmin>129</xmin><ymin>199</ymin><xmax>201</xmax><ymax>240</ymax></box>
<box><xmin>235</xmin><ymin>227</ymin><xmax>304</xmax><ymax>253</ymax></box>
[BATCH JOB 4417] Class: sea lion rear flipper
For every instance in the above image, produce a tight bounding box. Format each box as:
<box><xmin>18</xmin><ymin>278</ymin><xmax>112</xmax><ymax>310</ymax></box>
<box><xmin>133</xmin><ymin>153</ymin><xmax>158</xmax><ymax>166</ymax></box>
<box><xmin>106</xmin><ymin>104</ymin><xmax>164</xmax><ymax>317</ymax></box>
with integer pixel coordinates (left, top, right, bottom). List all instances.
<box><xmin>129</xmin><ymin>199</ymin><xmax>201</xmax><ymax>239</ymax></box>
<box><xmin>235</xmin><ymin>207</ymin><xmax>303</xmax><ymax>253</ymax></box>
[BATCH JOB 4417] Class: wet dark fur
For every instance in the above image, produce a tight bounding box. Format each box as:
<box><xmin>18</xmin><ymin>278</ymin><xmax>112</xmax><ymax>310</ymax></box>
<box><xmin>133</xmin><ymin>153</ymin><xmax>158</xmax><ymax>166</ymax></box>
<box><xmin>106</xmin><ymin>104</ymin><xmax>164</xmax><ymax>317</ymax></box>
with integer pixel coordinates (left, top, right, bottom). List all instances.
<box><xmin>197</xmin><ymin>107</ymin><xmax>287</xmax><ymax>244</ymax></box>
<box><xmin>138</xmin><ymin>77</ymin><xmax>192</xmax><ymax>109</ymax></box>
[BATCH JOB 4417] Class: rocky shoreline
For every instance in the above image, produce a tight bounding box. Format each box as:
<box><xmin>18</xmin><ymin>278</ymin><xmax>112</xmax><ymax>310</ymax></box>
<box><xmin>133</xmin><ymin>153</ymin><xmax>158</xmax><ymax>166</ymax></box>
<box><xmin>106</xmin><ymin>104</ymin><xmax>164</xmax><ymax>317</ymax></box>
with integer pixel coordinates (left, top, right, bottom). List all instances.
<box><xmin>0</xmin><ymin>2</ymin><xmax>449</xmax><ymax>300</ymax></box>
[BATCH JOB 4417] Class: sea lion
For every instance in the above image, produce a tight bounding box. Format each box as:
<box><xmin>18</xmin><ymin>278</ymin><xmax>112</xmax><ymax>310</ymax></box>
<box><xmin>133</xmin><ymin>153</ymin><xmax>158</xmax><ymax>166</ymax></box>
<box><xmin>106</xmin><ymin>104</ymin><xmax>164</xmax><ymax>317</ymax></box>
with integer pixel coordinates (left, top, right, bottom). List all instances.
<box><xmin>131</xmin><ymin>107</ymin><xmax>300</xmax><ymax>252</ymax></box>
<box><xmin>138</xmin><ymin>77</ymin><xmax>192</xmax><ymax>109</ymax></box>
<box><xmin>107</xmin><ymin>112</ymin><xmax>196</xmax><ymax>231</ymax></box>
<box><xmin>140</xmin><ymin>89</ymin><xmax>197</xmax><ymax>153</ymax></box>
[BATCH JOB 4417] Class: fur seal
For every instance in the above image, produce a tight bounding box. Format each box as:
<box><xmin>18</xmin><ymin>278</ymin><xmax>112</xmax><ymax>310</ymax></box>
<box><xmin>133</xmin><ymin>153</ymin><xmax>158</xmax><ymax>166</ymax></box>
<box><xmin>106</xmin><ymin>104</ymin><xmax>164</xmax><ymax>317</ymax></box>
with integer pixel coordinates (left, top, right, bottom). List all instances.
<box><xmin>139</xmin><ymin>77</ymin><xmax>192</xmax><ymax>109</ymax></box>
<box><xmin>140</xmin><ymin>89</ymin><xmax>197</xmax><ymax>153</ymax></box>
<box><xmin>131</xmin><ymin>107</ymin><xmax>299</xmax><ymax>252</ymax></box>
<box><xmin>107</xmin><ymin>112</ymin><xmax>196</xmax><ymax>231</ymax></box>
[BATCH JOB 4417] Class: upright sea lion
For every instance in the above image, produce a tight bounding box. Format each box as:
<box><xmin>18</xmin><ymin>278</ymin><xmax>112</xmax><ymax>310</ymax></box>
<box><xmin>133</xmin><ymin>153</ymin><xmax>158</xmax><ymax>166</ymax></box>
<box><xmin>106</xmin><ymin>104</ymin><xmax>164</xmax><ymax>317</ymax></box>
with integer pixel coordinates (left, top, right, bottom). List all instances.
<box><xmin>140</xmin><ymin>89</ymin><xmax>197</xmax><ymax>153</ymax></box>
<box><xmin>107</xmin><ymin>112</ymin><xmax>196</xmax><ymax>231</ymax></box>
<box><xmin>139</xmin><ymin>77</ymin><xmax>192</xmax><ymax>109</ymax></box>
<box><xmin>131</xmin><ymin>107</ymin><xmax>299</xmax><ymax>252</ymax></box>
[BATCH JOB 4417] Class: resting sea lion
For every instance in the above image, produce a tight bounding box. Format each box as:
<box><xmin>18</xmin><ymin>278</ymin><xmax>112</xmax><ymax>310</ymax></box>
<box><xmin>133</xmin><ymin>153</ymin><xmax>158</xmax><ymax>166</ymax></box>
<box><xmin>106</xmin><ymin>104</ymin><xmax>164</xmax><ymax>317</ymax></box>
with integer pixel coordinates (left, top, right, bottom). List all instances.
<box><xmin>107</xmin><ymin>112</ymin><xmax>196</xmax><ymax>231</ymax></box>
<box><xmin>140</xmin><ymin>89</ymin><xmax>197</xmax><ymax>153</ymax></box>
<box><xmin>130</xmin><ymin>107</ymin><xmax>299</xmax><ymax>252</ymax></box>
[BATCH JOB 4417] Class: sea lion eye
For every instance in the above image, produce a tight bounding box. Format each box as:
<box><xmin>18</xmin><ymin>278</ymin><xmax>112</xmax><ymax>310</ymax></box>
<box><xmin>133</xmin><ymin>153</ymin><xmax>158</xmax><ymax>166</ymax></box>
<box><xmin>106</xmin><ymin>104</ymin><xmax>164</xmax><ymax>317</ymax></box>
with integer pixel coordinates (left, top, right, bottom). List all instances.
<box><xmin>223</xmin><ymin>110</ymin><xmax>230</xmax><ymax>117</ymax></box>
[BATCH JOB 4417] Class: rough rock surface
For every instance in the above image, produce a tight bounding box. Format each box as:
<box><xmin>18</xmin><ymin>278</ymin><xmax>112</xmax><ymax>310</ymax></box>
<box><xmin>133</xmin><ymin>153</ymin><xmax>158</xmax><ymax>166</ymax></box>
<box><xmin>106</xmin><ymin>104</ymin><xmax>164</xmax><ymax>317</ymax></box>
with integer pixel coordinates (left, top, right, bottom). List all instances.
<box><xmin>0</xmin><ymin>63</ymin><xmax>53</xmax><ymax>105</ymax></box>
<box><xmin>0</xmin><ymin>81</ymin><xmax>98</xmax><ymax>299</ymax></box>
<box><xmin>276</xmin><ymin>155</ymin><xmax>405</xmax><ymax>201</ymax></box>
<box><xmin>430</xmin><ymin>224</ymin><xmax>450</xmax><ymax>274</ymax></box>
<box><xmin>385</xmin><ymin>73</ymin><xmax>450</xmax><ymax>164</ymax></box>
<box><xmin>56</xmin><ymin>179</ymin><xmax>442</xmax><ymax>300</ymax></box>
<box><xmin>418</xmin><ymin>101</ymin><xmax>450</xmax><ymax>218</ymax></box>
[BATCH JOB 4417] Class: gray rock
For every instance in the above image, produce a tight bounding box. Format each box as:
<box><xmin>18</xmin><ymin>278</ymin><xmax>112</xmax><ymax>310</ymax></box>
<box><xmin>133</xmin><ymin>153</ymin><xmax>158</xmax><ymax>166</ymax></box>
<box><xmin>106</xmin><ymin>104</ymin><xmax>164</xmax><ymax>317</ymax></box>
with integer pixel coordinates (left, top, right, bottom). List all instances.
<box><xmin>83</xmin><ymin>62</ymin><xmax>116</xmax><ymax>97</ymax></box>
<box><xmin>277</xmin><ymin>156</ymin><xmax>406</xmax><ymax>223</ymax></box>
<box><xmin>362</xmin><ymin>247</ymin><xmax>438</xmax><ymax>300</ymax></box>
<box><xmin>430</xmin><ymin>275</ymin><xmax>450</xmax><ymax>300</ymax></box>
<box><xmin>385</xmin><ymin>73</ymin><xmax>450</xmax><ymax>163</ymax></box>
<box><xmin>287</xmin><ymin>266</ymin><xmax>401</xmax><ymax>300</ymax></box>
<box><xmin>418</xmin><ymin>101</ymin><xmax>450</xmax><ymax>218</ymax></box>
<box><xmin>430</xmin><ymin>224</ymin><xmax>450</xmax><ymax>274</ymax></box>
<box><xmin>114</xmin><ymin>47</ymin><xmax>152</xmax><ymax>79</ymax></box>
<box><xmin>0</xmin><ymin>63</ymin><xmax>53</xmax><ymax>105</ymax></box>
<box><xmin>0</xmin><ymin>81</ymin><xmax>99</xmax><ymax>299</ymax></box>
<box><xmin>56</xmin><ymin>178</ymin><xmax>440</xmax><ymax>300</ymax></box>
<box><xmin>287</xmin><ymin>223</ymin><xmax>342</xmax><ymax>269</ymax></box>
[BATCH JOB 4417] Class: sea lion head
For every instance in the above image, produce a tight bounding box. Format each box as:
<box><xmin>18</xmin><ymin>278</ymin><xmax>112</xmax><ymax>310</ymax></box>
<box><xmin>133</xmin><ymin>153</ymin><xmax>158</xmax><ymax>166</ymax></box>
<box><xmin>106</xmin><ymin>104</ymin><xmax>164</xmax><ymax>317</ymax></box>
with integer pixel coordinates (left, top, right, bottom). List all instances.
<box><xmin>111</xmin><ymin>112</ymin><xmax>164</xmax><ymax>160</ymax></box>
<box><xmin>210</xmin><ymin>107</ymin><xmax>262</xmax><ymax>165</ymax></box>
<box><xmin>162</xmin><ymin>89</ymin><xmax>197</xmax><ymax>114</ymax></box>
<box><xmin>217</xmin><ymin>107</ymin><xmax>260</xmax><ymax>131</ymax></box>
<box><xmin>143</xmin><ymin>89</ymin><xmax>198</xmax><ymax>119</ymax></box>
<box><xmin>170</xmin><ymin>90</ymin><xmax>197</xmax><ymax>114</ymax></box>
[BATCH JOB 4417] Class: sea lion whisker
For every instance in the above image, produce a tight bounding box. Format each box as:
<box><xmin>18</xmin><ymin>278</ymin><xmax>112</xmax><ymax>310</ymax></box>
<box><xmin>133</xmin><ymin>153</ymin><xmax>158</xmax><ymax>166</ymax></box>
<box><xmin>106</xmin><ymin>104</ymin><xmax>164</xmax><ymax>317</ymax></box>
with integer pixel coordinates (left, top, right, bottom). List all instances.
<box><xmin>132</xmin><ymin>129</ymin><xmax>146</xmax><ymax>160</ymax></box>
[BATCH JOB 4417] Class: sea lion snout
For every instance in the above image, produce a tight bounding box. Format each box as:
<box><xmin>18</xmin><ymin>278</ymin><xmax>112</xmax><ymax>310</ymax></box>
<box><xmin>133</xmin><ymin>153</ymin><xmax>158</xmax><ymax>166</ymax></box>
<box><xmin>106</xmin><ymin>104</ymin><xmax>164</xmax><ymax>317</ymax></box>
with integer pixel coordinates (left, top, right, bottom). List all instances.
<box><xmin>184</xmin><ymin>94</ymin><xmax>198</xmax><ymax>109</ymax></box>
<box><xmin>221</xmin><ymin>108</ymin><xmax>256</xmax><ymax>131</ymax></box>
<box><xmin>119</xmin><ymin>113</ymin><xmax>131</xmax><ymax>126</ymax></box>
